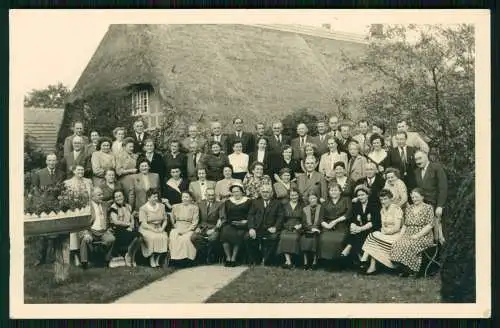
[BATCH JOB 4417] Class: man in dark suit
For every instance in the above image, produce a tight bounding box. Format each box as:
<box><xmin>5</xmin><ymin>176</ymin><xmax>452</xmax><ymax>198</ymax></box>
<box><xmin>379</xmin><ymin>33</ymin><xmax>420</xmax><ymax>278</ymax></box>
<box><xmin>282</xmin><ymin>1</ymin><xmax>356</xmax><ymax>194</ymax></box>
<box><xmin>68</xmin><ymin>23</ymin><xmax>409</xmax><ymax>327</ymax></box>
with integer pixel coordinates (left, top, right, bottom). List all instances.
<box><xmin>387</xmin><ymin>131</ymin><xmax>417</xmax><ymax>191</ymax></box>
<box><xmin>63</xmin><ymin>120</ymin><xmax>89</xmax><ymax>159</ymax></box>
<box><xmin>311</xmin><ymin>121</ymin><xmax>330</xmax><ymax>156</ymax></box>
<box><xmin>414</xmin><ymin>150</ymin><xmax>448</xmax><ymax>216</ymax></box>
<box><xmin>190</xmin><ymin>188</ymin><xmax>225</xmax><ymax>264</ymax></box>
<box><xmin>61</xmin><ymin>136</ymin><xmax>88</xmax><ymax>179</ymax></box>
<box><xmin>227</xmin><ymin>117</ymin><xmax>254</xmax><ymax>154</ymax></box>
<box><xmin>296</xmin><ymin>156</ymin><xmax>328</xmax><ymax>203</ymax></box>
<box><xmin>130</xmin><ymin>119</ymin><xmax>151</xmax><ymax>154</ymax></box>
<box><xmin>207</xmin><ymin>121</ymin><xmax>229</xmax><ymax>154</ymax></box>
<box><xmin>186</xmin><ymin>140</ymin><xmax>206</xmax><ymax>182</ymax></box>
<box><xmin>30</xmin><ymin>153</ymin><xmax>65</xmax><ymax>266</ymax></box>
<box><xmin>354</xmin><ymin>162</ymin><xmax>386</xmax><ymax>208</ymax></box>
<box><xmin>246</xmin><ymin>184</ymin><xmax>284</xmax><ymax>265</ymax></box>
<box><xmin>268</xmin><ymin>121</ymin><xmax>291</xmax><ymax>158</ymax></box>
<box><xmin>251</xmin><ymin>122</ymin><xmax>267</xmax><ymax>152</ymax></box>
<box><xmin>337</xmin><ymin>123</ymin><xmax>354</xmax><ymax>156</ymax></box>
<box><xmin>291</xmin><ymin>123</ymin><xmax>313</xmax><ymax>161</ymax></box>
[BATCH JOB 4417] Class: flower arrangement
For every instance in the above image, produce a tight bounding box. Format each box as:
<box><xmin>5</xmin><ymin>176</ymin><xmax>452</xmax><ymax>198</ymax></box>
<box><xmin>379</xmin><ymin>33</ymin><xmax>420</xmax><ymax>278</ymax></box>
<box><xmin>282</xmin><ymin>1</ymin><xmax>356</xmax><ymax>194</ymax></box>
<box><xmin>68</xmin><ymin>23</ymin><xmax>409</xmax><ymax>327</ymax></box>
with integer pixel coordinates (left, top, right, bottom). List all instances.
<box><xmin>24</xmin><ymin>183</ymin><xmax>90</xmax><ymax>216</ymax></box>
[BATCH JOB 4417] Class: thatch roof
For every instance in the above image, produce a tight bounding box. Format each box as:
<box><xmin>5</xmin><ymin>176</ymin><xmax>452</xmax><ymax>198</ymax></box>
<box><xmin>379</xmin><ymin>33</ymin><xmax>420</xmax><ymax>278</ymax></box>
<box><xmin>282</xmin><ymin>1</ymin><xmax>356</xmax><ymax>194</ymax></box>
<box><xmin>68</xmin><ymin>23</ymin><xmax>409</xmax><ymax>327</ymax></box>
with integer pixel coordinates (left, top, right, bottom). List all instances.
<box><xmin>24</xmin><ymin>107</ymin><xmax>65</xmax><ymax>153</ymax></box>
<box><xmin>68</xmin><ymin>24</ymin><xmax>374</xmax><ymax>126</ymax></box>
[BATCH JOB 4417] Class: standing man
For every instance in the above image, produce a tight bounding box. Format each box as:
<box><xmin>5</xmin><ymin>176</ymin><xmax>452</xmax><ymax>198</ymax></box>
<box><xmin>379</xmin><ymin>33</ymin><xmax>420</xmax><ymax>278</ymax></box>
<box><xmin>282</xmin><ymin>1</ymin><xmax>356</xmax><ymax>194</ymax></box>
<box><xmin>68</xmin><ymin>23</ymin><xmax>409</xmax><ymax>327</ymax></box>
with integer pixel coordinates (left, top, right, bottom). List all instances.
<box><xmin>291</xmin><ymin>123</ymin><xmax>312</xmax><ymax>161</ymax></box>
<box><xmin>354</xmin><ymin>162</ymin><xmax>386</xmax><ymax>208</ymax></box>
<box><xmin>337</xmin><ymin>123</ymin><xmax>354</xmax><ymax>156</ymax></box>
<box><xmin>328</xmin><ymin>115</ymin><xmax>341</xmax><ymax>139</ymax></box>
<box><xmin>227</xmin><ymin>117</ymin><xmax>254</xmax><ymax>154</ymax></box>
<box><xmin>392</xmin><ymin>120</ymin><xmax>430</xmax><ymax>153</ymax></box>
<box><xmin>186</xmin><ymin>141</ymin><xmax>205</xmax><ymax>182</ymax></box>
<box><xmin>312</xmin><ymin>121</ymin><xmax>330</xmax><ymax>156</ymax></box>
<box><xmin>387</xmin><ymin>131</ymin><xmax>417</xmax><ymax>191</ymax></box>
<box><xmin>131</xmin><ymin>119</ymin><xmax>151</xmax><ymax>154</ymax></box>
<box><xmin>61</xmin><ymin>136</ymin><xmax>87</xmax><ymax>179</ymax></box>
<box><xmin>352</xmin><ymin>120</ymin><xmax>372</xmax><ymax>155</ymax></box>
<box><xmin>84</xmin><ymin>130</ymin><xmax>100</xmax><ymax>178</ymax></box>
<box><xmin>268</xmin><ymin>121</ymin><xmax>291</xmax><ymax>158</ymax></box>
<box><xmin>246</xmin><ymin>185</ymin><xmax>284</xmax><ymax>266</ymax></box>
<box><xmin>252</xmin><ymin>122</ymin><xmax>267</xmax><ymax>152</ymax></box>
<box><xmin>63</xmin><ymin>121</ymin><xmax>89</xmax><ymax>159</ymax></box>
<box><xmin>30</xmin><ymin>153</ymin><xmax>65</xmax><ymax>266</ymax></box>
<box><xmin>207</xmin><ymin>121</ymin><xmax>229</xmax><ymax>154</ymax></box>
<box><xmin>181</xmin><ymin>124</ymin><xmax>208</xmax><ymax>154</ymax></box>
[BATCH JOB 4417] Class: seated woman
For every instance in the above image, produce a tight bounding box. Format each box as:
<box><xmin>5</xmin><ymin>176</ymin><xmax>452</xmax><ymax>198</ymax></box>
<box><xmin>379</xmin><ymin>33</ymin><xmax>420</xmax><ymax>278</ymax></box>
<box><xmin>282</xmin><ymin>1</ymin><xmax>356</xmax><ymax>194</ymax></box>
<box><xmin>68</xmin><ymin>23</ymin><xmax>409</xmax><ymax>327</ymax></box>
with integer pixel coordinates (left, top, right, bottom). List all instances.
<box><xmin>108</xmin><ymin>189</ymin><xmax>141</xmax><ymax>266</ymax></box>
<box><xmin>340</xmin><ymin>185</ymin><xmax>380</xmax><ymax>266</ymax></box>
<box><xmin>271</xmin><ymin>145</ymin><xmax>300</xmax><ymax>182</ymax></box>
<box><xmin>384</xmin><ymin>167</ymin><xmax>408</xmax><ymax>208</ymax></box>
<box><xmin>228</xmin><ymin>141</ymin><xmax>249</xmax><ymax>181</ymax></box>
<box><xmin>219</xmin><ymin>183</ymin><xmax>252</xmax><ymax>267</ymax></box>
<box><xmin>202</xmin><ymin>141</ymin><xmax>230</xmax><ymax>182</ymax></box>
<box><xmin>367</xmin><ymin>133</ymin><xmax>388</xmax><ymax>173</ymax></box>
<box><xmin>299</xmin><ymin>143</ymin><xmax>319</xmax><ymax>174</ymax></box>
<box><xmin>215</xmin><ymin>165</ymin><xmax>242</xmax><ymax>202</ymax></box>
<box><xmin>276</xmin><ymin>188</ymin><xmax>303</xmax><ymax>269</ymax></box>
<box><xmin>300</xmin><ymin>193</ymin><xmax>323</xmax><ymax>270</ymax></box>
<box><xmin>138</xmin><ymin>188</ymin><xmax>169</xmax><ymax>268</ymax></box>
<box><xmin>99</xmin><ymin>169</ymin><xmax>124</xmax><ymax>205</ymax></box>
<box><xmin>360</xmin><ymin>189</ymin><xmax>403</xmax><ymax>275</ymax></box>
<box><xmin>390</xmin><ymin>188</ymin><xmax>435</xmax><ymax>277</ymax></box>
<box><xmin>163</xmin><ymin>166</ymin><xmax>189</xmax><ymax>208</ymax></box>
<box><xmin>318</xmin><ymin>183</ymin><xmax>352</xmax><ymax>271</ymax></box>
<box><xmin>273</xmin><ymin>168</ymin><xmax>297</xmax><ymax>204</ymax></box>
<box><xmin>243</xmin><ymin>161</ymin><xmax>268</xmax><ymax>199</ymax></box>
<box><xmin>325</xmin><ymin>162</ymin><xmax>354</xmax><ymax>198</ymax></box>
<box><xmin>169</xmin><ymin>191</ymin><xmax>200</xmax><ymax>266</ymax></box>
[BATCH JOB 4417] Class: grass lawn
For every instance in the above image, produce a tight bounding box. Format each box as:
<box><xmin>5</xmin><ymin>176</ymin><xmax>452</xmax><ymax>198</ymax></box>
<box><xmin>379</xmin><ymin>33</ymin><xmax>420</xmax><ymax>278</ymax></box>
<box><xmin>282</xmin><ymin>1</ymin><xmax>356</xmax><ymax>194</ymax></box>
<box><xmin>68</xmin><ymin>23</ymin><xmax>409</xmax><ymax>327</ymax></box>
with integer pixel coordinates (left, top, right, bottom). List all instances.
<box><xmin>206</xmin><ymin>266</ymin><xmax>441</xmax><ymax>303</ymax></box>
<box><xmin>24</xmin><ymin>237</ymin><xmax>174</xmax><ymax>303</ymax></box>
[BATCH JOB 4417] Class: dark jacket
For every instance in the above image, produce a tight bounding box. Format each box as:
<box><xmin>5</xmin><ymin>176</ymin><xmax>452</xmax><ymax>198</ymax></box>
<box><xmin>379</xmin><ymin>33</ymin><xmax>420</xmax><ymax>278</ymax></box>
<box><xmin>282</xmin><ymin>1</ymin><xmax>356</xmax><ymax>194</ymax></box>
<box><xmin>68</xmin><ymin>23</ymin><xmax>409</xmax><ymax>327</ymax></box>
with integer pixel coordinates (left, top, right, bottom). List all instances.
<box><xmin>248</xmin><ymin>198</ymin><xmax>284</xmax><ymax>232</ymax></box>
<box><xmin>415</xmin><ymin>162</ymin><xmax>448</xmax><ymax>208</ymax></box>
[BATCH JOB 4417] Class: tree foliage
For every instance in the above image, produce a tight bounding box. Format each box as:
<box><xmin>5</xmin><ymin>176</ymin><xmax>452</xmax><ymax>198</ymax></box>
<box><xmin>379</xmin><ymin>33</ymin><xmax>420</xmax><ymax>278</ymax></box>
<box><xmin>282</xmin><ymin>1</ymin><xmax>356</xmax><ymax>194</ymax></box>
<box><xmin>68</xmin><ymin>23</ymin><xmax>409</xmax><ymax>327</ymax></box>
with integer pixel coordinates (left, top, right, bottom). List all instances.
<box><xmin>343</xmin><ymin>24</ymin><xmax>475</xmax><ymax>302</ymax></box>
<box><xmin>24</xmin><ymin>82</ymin><xmax>71</xmax><ymax>108</ymax></box>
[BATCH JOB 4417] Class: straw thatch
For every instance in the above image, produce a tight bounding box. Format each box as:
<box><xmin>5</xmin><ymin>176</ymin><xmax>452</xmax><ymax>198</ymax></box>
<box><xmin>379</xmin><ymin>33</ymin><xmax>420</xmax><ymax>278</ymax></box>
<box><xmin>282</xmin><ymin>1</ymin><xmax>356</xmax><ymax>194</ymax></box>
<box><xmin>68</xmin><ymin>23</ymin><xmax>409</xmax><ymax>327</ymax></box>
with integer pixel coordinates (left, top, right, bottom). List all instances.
<box><xmin>68</xmin><ymin>24</ymin><xmax>373</xmax><ymax>128</ymax></box>
<box><xmin>24</xmin><ymin>107</ymin><xmax>65</xmax><ymax>154</ymax></box>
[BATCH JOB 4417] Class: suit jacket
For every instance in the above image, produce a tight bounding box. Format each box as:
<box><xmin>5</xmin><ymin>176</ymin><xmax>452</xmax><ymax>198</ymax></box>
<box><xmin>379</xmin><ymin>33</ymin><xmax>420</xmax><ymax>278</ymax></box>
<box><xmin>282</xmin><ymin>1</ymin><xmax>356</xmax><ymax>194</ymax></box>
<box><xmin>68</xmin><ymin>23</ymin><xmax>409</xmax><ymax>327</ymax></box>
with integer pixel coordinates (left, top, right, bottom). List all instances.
<box><xmin>337</xmin><ymin>136</ymin><xmax>354</xmax><ymax>155</ymax></box>
<box><xmin>267</xmin><ymin>134</ymin><xmax>292</xmax><ymax>156</ymax></box>
<box><xmin>387</xmin><ymin>146</ymin><xmax>417</xmax><ymax>189</ymax></box>
<box><xmin>188</xmin><ymin>180</ymin><xmax>217</xmax><ymax>202</ymax></box>
<box><xmin>186</xmin><ymin>152</ymin><xmax>206</xmax><ymax>181</ymax></box>
<box><xmin>31</xmin><ymin>167</ymin><xmax>65</xmax><ymax>195</ymax></box>
<box><xmin>296</xmin><ymin>171</ymin><xmax>328</xmax><ymax>201</ymax></box>
<box><xmin>352</xmin><ymin>132</ymin><xmax>373</xmax><ymax>155</ymax></box>
<box><xmin>227</xmin><ymin>131</ymin><xmax>254</xmax><ymax>154</ymax></box>
<box><xmin>197</xmin><ymin>200</ymin><xmax>225</xmax><ymax>229</ymax></box>
<box><xmin>392</xmin><ymin>132</ymin><xmax>430</xmax><ymax>153</ymax></box>
<box><xmin>347</xmin><ymin>155</ymin><xmax>368</xmax><ymax>183</ymax></box>
<box><xmin>248</xmin><ymin>198</ymin><xmax>284</xmax><ymax>232</ymax></box>
<box><xmin>415</xmin><ymin>162</ymin><xmax>448</xmax><ymax>208</ymax></box>
<box><xmin>89</xmin><ymin>201</ymin><xmax>111</xmax><ymax>231</ymax></box>
<box><xmin>249</xmin><ymin>150</ymin><xmax>272</xmax><ymax>176</ymax></box>
<box><xmin>291</xmin><ymin>135</ymin><xmax>313</xmax><ymax>160</ymax></box>
<box><xmin>311</xmin><ymin>134</ymin><xmax>330</xmax><ymax>156</ymax></box>
<box><xmin>164</xmin><ymin>152</ymin><xmax>188</xmax><ymax>179</ymax></box>
<box><xmin>354</xmin><ymin>174</ymin><xmax>386</xmax><ymax>207</ymax></box>
<box><xmin>181</xmin><ymin>136</ymin><xmax>208</xmax><ymax>154</ymax></box>
<box><xmin>136</xmin><ymin>152</ymin><xmax>166</xmax><ymax>193</ymax></box>
<box><xmin>128</xmin><ymin>173</ymin><xmax>160</xmax><ymax>210</ymax></box>
<box><xmin>349</xmin><ymin>199</ymin><xmax>381</xmax><ymax>231</ymax></box>
<box><xmin>63</xmin><ymin>135</ymin><xmax>89</xmax><ymax>159</ymax></box>
<box><xmin>130</xmin><ymin>132</ymin><xmax>152</xmax><ymax>154</ymax></box>
<box><xmin>207</xmin><ymin>134</ymin><xmax>229</xmax><ymax>154</ymax></box>
<box><xmin>61</xmin><ymin>150</ymin><xmax>88</xmax><ymax>179</ymax></box>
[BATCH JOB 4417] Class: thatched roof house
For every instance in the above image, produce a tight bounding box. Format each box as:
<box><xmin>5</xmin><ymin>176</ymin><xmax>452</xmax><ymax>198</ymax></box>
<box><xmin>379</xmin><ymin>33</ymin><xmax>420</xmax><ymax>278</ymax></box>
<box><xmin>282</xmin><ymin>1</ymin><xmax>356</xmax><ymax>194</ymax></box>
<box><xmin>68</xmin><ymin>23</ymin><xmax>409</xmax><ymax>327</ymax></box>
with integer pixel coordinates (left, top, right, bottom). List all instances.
<box><xmin>25</xmin><ymin>107</ymin><xmax>64</xmax><ymax>154</ymax></box>
<box><xmin>66</xmin><ymin>24</ymin><xmax>371</xmax><ymax>133</ymax></box>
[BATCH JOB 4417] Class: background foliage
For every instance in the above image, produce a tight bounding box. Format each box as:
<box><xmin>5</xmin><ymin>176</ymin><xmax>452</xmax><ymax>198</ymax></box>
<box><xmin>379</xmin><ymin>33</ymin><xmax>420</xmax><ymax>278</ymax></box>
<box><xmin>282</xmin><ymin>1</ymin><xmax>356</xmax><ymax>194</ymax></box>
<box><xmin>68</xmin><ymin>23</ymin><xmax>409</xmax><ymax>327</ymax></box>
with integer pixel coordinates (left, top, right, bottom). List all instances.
<box><xmin>24</xmin><ymin>82</ymin><xmax>71</xmax><ymax>108</ymax></box>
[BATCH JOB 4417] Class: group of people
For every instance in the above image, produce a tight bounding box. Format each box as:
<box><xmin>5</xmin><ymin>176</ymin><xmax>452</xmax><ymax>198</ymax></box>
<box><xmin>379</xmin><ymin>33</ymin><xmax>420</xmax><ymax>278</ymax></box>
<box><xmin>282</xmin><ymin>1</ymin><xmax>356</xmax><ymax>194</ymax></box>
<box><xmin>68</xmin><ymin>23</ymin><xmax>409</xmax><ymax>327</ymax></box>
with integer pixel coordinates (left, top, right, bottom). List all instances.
<box><xmin>29</xmin><ymin>115</ymin><xmax>448</xmax><ymax>277</ymax></box>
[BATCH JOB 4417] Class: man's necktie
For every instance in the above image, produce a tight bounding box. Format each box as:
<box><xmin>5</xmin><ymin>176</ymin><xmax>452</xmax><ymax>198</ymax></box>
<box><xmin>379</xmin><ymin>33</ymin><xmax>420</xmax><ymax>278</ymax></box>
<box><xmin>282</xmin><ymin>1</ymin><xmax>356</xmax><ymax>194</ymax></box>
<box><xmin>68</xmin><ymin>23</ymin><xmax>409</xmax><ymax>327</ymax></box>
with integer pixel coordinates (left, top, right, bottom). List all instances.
<box><xmin>400</xmin><ymin>148</ymin><xmax>407</xmax><ymax>171</ymax></box>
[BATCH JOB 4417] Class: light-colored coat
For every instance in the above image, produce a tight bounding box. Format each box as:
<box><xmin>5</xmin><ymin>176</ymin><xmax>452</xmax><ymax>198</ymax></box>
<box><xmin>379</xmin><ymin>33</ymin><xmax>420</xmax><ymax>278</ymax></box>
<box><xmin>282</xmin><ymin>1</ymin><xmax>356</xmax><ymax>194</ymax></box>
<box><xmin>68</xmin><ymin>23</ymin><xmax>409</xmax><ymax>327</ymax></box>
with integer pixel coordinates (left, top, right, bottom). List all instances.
<box><xmin>347</xmin><ymin>155</ymin><xmax>368</xmax><ymax>183</ymax></box>
<box><xmin>129</xmin><ymin>173</ymin><xmax>160</xmax><ymax>211</ymax></box>
<box><xmin>188</xmin><ymin>180</ymin><xmax>217</xmax><ymax>202</ymax></box>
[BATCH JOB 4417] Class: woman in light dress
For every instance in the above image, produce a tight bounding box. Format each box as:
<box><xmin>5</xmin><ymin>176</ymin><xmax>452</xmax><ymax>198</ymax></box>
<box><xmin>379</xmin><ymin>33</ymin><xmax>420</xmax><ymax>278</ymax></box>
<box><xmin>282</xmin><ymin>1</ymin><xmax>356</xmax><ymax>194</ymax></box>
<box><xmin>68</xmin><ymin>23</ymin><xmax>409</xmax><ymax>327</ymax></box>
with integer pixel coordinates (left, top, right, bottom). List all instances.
<box><xmin>228</xmin><ymin>141</ymin><xmax>249</xmax><ymax>181</ymax></box>
<box><xmin>299</xmin><ymin>143</ymin><xmax>319</xmax><ymax>174</ymax></box>
<box><xmin>383</xmin><ymin>167</ymin><xmax>408</xmax><ymax>209</ymax></box>
<box><xmin>115</xmin><ymin>137</ymin><xmax>138</xmax><ymax>200</ymax></box>
<box><xmin>242</xmin><ymin>162</ymin><xmax>272</xmax><ymax>199</ymax></box>
<box><xmin>63</xmin><ymin>164</ymin><xmax>93</xmax><ymax>266</ymax></box>
<box><xmin>91</xmin><ymin>137</ymin><xmax>116</xmax><ymax>186</ymax></box>
<box><xmin>367</xmin><ymin>134</ymin><xmax>388</xmax><ymax>173</ymax></box>
<box><xmin>272</xmin><ymin>168</ymin><xmax>298</xmax><ymax>203</ymax></box>
<box><xmin>169</xmin><ymin>191</ymin><xmax>200</xmax><ymax>266</ymax></box>
<box><xmin>111</xmin><ymin>127</ymin><xmax>126</xmax><ymax>156</ymax></box>
<box><xmin>360</xmin><ymin>189</ymin><xmax>403</xmax><ymax>275</ymax></box>
<box><xmin>138</xmin><ymin>188</ymin><xmax>169</xmax><ymax>268</ymax></box>
<box><xmin>215</xmin><ymin>165</ymin><xmax>242</xmax><ymax>202</ymax></box>
<box><xmin>319</xmin><ymin>136</ymin><xmax>348</xmax><ymax>176</ymax></box>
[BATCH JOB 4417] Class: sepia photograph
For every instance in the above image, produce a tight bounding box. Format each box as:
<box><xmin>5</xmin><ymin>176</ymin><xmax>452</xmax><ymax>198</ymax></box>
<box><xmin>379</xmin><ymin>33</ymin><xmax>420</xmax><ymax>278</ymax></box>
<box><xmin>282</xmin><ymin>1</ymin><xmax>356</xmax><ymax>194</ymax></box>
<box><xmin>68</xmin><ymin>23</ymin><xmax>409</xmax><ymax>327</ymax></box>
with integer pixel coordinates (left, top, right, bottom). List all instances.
<box><xmin>10</xmin><ymin>9</ymin><xmax>490</xmax><ymax>318</ymax></box>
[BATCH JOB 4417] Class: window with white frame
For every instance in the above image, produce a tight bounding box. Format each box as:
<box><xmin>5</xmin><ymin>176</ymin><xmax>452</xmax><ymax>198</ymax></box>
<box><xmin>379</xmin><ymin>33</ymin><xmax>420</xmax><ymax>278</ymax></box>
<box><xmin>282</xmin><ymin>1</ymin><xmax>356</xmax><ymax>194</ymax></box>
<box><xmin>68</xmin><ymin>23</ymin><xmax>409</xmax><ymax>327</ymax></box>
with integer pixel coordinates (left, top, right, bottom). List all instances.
<box><xmin>131</xmin><ymin>89</ymin><xmax>149</xmax><ymax>116</ymax></box>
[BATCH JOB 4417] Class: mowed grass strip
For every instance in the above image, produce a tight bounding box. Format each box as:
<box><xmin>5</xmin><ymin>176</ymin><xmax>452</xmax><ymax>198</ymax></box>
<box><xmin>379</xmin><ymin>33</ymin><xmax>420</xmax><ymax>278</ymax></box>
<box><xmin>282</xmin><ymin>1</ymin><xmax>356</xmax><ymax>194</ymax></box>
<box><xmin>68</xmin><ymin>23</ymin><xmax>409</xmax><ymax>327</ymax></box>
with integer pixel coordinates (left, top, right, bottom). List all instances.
<box><xmin>206</xmin><ymin>266</ymin><xmax>441</xmax><ymax>303</ymax></box>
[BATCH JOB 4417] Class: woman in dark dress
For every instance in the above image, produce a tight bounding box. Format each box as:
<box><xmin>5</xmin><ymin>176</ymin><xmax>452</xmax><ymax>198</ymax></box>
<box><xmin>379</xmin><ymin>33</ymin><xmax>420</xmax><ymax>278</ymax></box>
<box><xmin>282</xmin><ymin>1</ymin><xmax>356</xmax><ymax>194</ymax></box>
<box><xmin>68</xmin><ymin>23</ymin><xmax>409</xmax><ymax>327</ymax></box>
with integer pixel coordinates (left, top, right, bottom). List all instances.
<box><xmin>300</xmin><ymin>193</ymin><xmax>323</xmax><ymax>270</ymax></box>
<box><xmin>136</xmin><ymin>138</ymin><xmax>166</xmax><ymax>194</ymax></box>
<box><xmin>276</xmin><ymin>188</ymin><xmax>303</xmax><ymax>269</ymax></box>
<box><xmin>163</xmin><ymin>166</ymin><xmax>189</xmax><ymax>209</ymax></box>
<box><xmin>341</xmin><ymin>185</ymin><xmax>380</xmax><ymax>266</ymax></box>
<box><xmin>219</xmin><ymin>182</ymin><xmax>252</xmax><ymax>267</ymax></box>
<box><xmin>272</xmin><ymin>145</ymin><xmax>300</xmax><ymax>182</ymax></box>
<box><xmin>318</xmin><ymin>183</ymin><xmax>352</xmax><ymax>271</ymax></box>
<box><xmin>202</xmin><ymin>141</ymin><xmax>230</xmax><ymax>182</ymax></box>
<box><xmin>99</xmin><ymin>169</ymin><xmax>124</xmax><ymax>205</ymax></box>
<box><xmin>249</xmin><ymin>137</ymin><xmax>272</xmax><ymax>176</ymax></box>
<box><xmin>108</xmin><ymin>189</ymin><xmax>141</xmax><ymax>266</ymax></box>
<box><xmin>273</xmin><ymin>168</ymin><xmax>298</xmax><ymax>204</ymax></box>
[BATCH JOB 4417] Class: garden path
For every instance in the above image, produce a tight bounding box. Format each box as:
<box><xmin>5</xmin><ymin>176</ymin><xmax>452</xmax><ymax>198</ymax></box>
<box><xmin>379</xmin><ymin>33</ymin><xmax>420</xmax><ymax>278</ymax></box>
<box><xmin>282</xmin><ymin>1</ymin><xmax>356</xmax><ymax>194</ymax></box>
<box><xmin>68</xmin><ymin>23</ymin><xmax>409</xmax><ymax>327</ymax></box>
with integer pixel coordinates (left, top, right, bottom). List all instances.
<box><xmin>113</xmin><ymin>264</ymin><xmax>248</xmax><ymax>303</ymax></box>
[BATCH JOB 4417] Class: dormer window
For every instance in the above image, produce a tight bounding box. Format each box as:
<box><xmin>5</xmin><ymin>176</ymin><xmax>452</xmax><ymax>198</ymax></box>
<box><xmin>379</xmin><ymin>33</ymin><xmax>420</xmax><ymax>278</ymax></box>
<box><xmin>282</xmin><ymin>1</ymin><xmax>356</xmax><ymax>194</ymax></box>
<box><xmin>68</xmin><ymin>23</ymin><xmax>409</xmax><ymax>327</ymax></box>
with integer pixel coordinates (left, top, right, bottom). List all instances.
<box><xmin>131</xmin><ymin>89</ymin><xmax>149</xmax><ymax>116</ymax></box>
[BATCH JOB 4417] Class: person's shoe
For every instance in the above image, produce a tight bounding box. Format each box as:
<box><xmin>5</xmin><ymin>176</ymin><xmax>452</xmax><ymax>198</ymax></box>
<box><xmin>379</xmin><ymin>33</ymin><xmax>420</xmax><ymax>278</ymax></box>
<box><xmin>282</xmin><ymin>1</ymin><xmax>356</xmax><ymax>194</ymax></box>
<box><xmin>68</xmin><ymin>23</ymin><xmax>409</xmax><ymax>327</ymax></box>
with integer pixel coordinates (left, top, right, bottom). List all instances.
<box><xmin>303</xmin><ymin>264</ymin><xmax>310</xmax><ymax>271</ymax></box>
<box><xmin>311</xmin><ymin>263</ymin><xmax>318</xmax><ymax>271</ymax></box>
<box><xmin>364</xmin><ymin>269</ymin><xmax>378</xmax><ymax>276</ymax></box>
<box><xmin>81</xmin><ymin>262</ymin><xmax>88</xmax><ymax>270</ymax></box>
<box><xmin>359</xmin><ymin>261</ymin><xmax>368</xmax><ymax>271</ymax></box>
<box><xmin>150</xmin><ymin>256</ymin><xmax>157</xmax><ymax>268</ymax></box>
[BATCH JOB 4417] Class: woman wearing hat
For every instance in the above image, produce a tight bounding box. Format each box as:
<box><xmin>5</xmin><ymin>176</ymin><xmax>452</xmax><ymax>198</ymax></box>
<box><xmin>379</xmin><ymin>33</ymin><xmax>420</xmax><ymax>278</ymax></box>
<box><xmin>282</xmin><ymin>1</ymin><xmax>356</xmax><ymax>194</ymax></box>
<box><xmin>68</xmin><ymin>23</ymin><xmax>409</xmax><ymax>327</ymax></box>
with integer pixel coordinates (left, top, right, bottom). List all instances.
<box><xmin>325</xmin><ymin>162</ymin><xmax>354</xmax><ymax>198</ymax></box>
<box><xmin>340</xmin><ymin>185</ymin><xmax>380</xmax><ymax>267</ymax></box>
<box><xmin>219</xmin><ymin>182</ymin><xmax>252</xmax><ymax>267</ymax></box>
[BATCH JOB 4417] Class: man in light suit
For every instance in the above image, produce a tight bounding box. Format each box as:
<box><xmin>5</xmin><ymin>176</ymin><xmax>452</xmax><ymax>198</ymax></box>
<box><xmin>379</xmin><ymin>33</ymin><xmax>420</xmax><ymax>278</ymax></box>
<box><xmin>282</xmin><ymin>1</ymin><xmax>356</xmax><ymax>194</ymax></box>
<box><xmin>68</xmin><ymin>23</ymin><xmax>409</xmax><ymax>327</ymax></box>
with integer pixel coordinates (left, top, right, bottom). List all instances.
<box><xmin>297</xmin><ymin>156</ymin><xmax>328</xmax><ymax>203</ymax></box>
<box><xmin>392</xmin><ymin>120</ymin><xmax>430</xmax><ymax>153</ymax></box>
<box><xmin>226</xmin><ymin>117</ymin><xmax>254</xmax><ymax>154</ymax></box>
<box><xmin>267</xmin><ymin>121</ymin><xmax>291</xmax><ymax>158</ymax></box>
<box><xmin>128</xmin><ymin>160</ymin><xmax>161</xmax><ymax>211</ymax></box>
<box><xmin>63</xmin><ymin>121</ymin><xmax>89</xmax><ymax>159</ymax></box>
<box><xmin>190</xmin><ymin>187</ymin><xmax>225</xmax><ymax>264</ymax></box>
<box><xmin>186</xmin><ymin>141</ymin><xmax>205</xmax><ymax>182</ymax></box>
<box><xmin>61</xmin><ymin>136</ymin><xmax>88</xmax><ymax>179</ymax></box>
<box><xmin>311</xmin><ymin>121</ymin><xmax>330</xmax><ymax>156</ymax></box>
<box><xmin>291</xmin><ymin>123</ymin><xmax>313</xmax><ymax>161</ymax></box>
<box><xmin>207</xmin><ymin>121</ymin><xmax>229</xmax><ymax>154</ymax></box>
<box><xmin>79</xmin><ymin>186</ymin><xmax>116</xmax><ymax>269</ymax></box>
<box><xmin>246</xmin><ymin>185</ymin><xmax>284</xmax><ymax>265</ymax></box>
<box><xmin>352</xmin><ymin>120</ymin><xmax>372</xmax><ymax>155</ymax></box>
<box><xmin>387</xmin><ymin>131</ymin><xmax>417</xmax><ymax>191</ymax></box>
<box><xmin>181</xmin><ymin>124</ymin><xmax>208</xmax><ymax>154</ymax></box>
<box><xmin>30</xmin><ymin>153</ymin><xmax>66</xmax><ymax>266</ymax></box>
<box><xmin>346</xmin><ymin>141</ymin><xmax>368</xmax><ymax>183</ymax></box>
<box><xmin>188</xmin><ymin>167</ymin><xmax>217</xmax><ymax>203</ymax></box>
